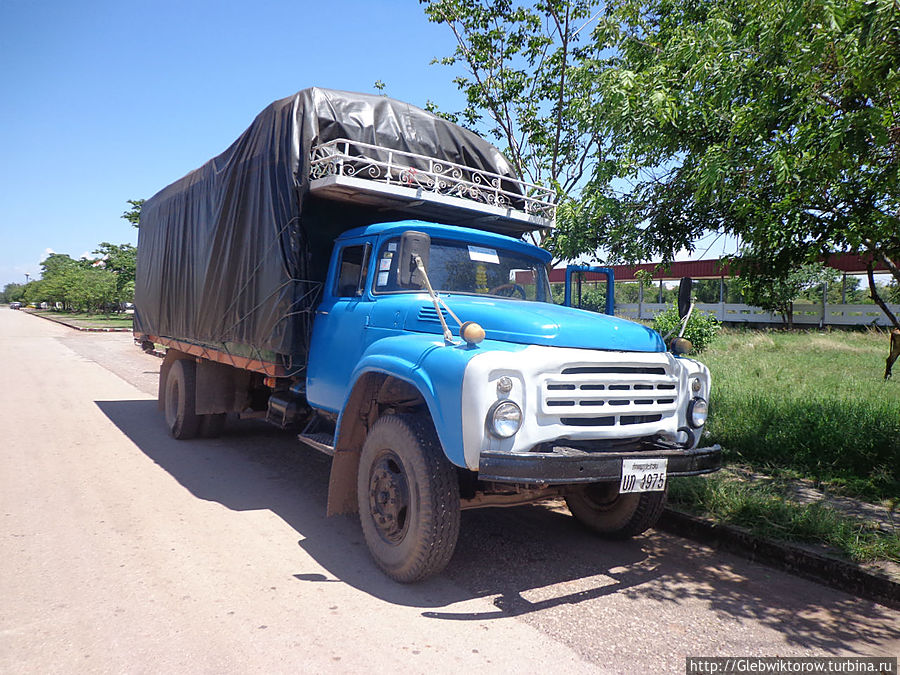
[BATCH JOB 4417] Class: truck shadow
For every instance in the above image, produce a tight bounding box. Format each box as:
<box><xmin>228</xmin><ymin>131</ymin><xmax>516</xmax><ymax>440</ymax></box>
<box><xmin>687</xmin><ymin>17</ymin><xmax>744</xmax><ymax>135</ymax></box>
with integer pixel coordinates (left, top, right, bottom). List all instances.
<box><xmin>97</xmin><ymin>399</ymin><xmax>898</xmax><ymax>653</ymax></box>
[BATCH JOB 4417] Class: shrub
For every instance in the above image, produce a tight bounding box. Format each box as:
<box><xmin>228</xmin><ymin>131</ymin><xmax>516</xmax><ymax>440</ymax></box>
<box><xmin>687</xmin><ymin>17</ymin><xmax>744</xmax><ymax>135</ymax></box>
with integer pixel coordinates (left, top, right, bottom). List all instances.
<box><xmin>652</xmin><ymin>304</ymin><xmax>720</xmax><ymax>352</ymax></box>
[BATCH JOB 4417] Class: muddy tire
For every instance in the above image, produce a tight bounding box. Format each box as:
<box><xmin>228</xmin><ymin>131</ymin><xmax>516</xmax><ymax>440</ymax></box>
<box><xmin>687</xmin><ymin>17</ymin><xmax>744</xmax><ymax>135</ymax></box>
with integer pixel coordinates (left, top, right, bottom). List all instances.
<box><xmin>565</xmin><ymin>482</ymin><xmax>667</xmax><ymax>539</ymax></box>
<box><xmin>164</xmin><ymin>359</ymin><xmax>200</xmax><ymax>440</ymax></box>
<box><xmin>357</xmin><ymin>414</ymin><xmax>460</xmax><ymax>583</ymax></box>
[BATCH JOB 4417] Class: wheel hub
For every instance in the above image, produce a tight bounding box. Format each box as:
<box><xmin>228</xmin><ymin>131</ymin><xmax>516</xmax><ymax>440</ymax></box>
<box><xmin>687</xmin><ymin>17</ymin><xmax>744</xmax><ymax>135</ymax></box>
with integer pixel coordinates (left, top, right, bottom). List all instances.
<box><xmin>368</xmin><ymin>453</ymin><xmax>409</xmax><ymax>543</ymax></box>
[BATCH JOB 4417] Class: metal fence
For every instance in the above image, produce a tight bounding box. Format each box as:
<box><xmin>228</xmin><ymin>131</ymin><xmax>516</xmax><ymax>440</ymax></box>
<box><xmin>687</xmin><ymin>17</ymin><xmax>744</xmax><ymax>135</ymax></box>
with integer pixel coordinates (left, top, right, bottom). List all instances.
<box><xmin>617</xmin><ymin>302</ymin><xmax>900</xmax><ymax>327</ymax></box>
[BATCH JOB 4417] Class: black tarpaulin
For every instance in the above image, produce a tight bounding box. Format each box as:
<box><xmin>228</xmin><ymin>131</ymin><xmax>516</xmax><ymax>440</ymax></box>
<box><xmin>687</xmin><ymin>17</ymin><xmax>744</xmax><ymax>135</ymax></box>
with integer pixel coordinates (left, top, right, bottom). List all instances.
<box><xmin>134</xmin><ymin>87</ymin><xmax>522</xmax><ymax>364</ymax></box>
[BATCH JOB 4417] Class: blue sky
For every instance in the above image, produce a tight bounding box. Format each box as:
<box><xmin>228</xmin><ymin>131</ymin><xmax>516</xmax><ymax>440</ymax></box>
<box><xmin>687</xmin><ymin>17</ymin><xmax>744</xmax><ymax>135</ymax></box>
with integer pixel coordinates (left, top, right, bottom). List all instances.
<box><xmin>0</xmin><ymin>0</ymin><xmax>466</xmax><ymax>288</ymax></box>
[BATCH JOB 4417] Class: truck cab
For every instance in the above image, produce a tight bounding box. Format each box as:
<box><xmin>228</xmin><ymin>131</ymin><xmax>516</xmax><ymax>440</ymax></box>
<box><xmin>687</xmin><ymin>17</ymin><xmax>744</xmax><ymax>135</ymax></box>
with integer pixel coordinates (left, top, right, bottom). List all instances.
<box><xmin>304</xmin><ymin>220</ymin><xmax>720</xmax><ymax>582</ymax></box>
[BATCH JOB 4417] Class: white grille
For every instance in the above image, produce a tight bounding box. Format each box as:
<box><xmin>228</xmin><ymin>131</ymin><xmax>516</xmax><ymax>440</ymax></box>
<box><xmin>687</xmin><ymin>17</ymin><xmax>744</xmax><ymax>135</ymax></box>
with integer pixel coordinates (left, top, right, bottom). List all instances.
<box><xmin>541</xmin><ymin>365</ymin><xmax>679</xmax><ymax>426</ymax></box>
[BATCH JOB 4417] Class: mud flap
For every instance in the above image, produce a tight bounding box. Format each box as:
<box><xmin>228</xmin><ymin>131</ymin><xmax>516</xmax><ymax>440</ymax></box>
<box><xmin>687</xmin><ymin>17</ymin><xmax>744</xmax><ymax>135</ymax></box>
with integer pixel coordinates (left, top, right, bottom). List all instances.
<box><xmin>326</xmin><ymin>447</ymin><xmax>361</xmax><ymax>516</ymax></box>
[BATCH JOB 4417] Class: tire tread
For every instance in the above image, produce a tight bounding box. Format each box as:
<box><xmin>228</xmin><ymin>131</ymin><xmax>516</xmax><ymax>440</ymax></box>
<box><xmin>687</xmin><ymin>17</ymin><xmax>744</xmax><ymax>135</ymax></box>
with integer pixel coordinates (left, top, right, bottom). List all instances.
<box><xmin>357</xmin><ymin>414</ymin><xmax>460</xmax><ymax>583</ymax></box>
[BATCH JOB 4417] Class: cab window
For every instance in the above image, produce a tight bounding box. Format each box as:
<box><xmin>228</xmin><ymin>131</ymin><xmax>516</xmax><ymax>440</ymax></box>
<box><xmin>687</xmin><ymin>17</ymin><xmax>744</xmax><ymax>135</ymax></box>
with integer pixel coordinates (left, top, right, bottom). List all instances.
<box><xmin>334</xmin><ymin>244</ymin><xmax>371</xmax><ymax>297</ymax></box>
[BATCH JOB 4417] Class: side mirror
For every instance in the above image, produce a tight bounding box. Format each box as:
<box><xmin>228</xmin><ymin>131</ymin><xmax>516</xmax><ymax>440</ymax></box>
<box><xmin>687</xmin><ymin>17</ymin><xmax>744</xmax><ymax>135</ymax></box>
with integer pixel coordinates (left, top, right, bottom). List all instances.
<box><xmin>398</xmin><ymin>230</ymin><xmax>431</xmax><ymax>288</ymax></box>
<box><xmin>677</xmin><ymin>277</ymin><xmax>693</xmax><ymax>319</ymax></box>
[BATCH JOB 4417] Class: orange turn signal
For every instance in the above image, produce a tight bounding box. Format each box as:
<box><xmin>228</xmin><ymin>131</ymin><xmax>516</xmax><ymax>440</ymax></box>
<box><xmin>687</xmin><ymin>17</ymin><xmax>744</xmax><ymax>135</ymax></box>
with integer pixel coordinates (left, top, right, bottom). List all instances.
<box><xmin>460</xmin><ymin>321</ymin><xmax>485</xmax><ymax>346</ymax></box>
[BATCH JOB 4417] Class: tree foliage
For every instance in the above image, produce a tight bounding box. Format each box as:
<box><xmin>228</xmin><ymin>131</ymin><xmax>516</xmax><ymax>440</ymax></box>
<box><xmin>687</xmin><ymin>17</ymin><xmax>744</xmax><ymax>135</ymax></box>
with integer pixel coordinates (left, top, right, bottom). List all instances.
<box><xmin>9</xmin><ymin>201</ymin><xmax>138</xmax><ymax>311</ymax></box>
<box><xmin>736</xmin><ymin>262</ymin><xmax>836</xmax><ymax>326</ymax></box>
<box><xmin>421</xmin><ymin>0</ymin><xmax>608</xmax><ymax>250</ymax></box>
<box><xmin>2</xmin><ymin>283</ymin><xmax>25</xmax><ymax>304</ymax></box>
<box><xmin>93</xmin><ymin>242</ymin><xmax>136</xmax><ymax>301</ymax></box>
<box><xmin>584</xmin><ymin>0</ymin><xmax>900</xmax><ymax>326</ymax></box>
<box><xmin>424</xmin><ymin>0</ymin><xmax>900</xmax><ymax>327</ymax></box>
<box><xmin>122</xmin><ymin>199</ymin><xmax>144</xmax><ymax>228</ymax></box>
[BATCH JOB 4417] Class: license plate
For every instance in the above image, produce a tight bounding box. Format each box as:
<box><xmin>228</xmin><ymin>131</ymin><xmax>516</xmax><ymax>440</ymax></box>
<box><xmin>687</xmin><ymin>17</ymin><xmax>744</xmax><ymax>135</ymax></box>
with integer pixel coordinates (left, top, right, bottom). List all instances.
<box><xmin>620</xmin><ymin>458</ymin><xmax>668</xmax><ymax>493</ymax></box>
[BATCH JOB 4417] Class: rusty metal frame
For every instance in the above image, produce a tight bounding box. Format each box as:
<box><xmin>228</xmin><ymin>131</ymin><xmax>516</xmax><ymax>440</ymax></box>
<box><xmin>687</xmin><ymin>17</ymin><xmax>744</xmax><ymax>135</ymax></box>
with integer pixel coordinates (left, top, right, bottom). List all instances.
<box><xmin>138</xmin><ymin>333</ymin><xmax>289</xmax><ymax>378</ymax></box>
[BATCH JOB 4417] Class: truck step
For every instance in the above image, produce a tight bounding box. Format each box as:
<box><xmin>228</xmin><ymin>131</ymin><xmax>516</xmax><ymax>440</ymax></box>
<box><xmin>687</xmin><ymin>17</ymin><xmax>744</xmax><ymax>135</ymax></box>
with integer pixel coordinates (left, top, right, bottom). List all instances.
<box><xmin>298</xmin><ymin>432</ymin><xmax>335</xmax><ymax>456</ymax></box>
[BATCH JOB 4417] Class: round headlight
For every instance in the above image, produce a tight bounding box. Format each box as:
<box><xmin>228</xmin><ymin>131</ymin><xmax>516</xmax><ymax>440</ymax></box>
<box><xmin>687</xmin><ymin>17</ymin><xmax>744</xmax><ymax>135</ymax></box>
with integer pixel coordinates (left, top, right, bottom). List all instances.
<box><xmin>688</xmin><ymin>397</ymin><xmax>708</xmax><ymax>428</ymax></box>
<box><xmin>487</xmin><ymin>400</ymin><xmax>522</xmax><ymax>438</ymax></box>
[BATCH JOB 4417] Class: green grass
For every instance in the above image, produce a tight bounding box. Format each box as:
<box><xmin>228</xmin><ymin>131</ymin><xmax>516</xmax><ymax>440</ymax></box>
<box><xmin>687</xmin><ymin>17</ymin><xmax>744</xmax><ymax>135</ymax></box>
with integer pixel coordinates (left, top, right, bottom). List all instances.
<box><xmin>697</xmin><ymin>328</ymin><xmax>900</xmax><ymax>503</ymax></box>
<box><xmin>669</xmin><ymin>471</ymin><xmax>900</xmax><ymax>564</ymax></box>
<box><xmin>32</xmin><ymin>310</ymin><xmax>133</xmax><ymax>330</ymax></box>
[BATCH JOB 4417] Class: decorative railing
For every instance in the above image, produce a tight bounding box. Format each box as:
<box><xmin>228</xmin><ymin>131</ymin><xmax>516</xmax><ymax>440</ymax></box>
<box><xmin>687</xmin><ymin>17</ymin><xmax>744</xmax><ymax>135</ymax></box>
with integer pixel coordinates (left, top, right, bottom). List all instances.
<box><xmin>309</xmin><ymin>138</ymin><xmax>557</xmax><ymax>221</ymax></box>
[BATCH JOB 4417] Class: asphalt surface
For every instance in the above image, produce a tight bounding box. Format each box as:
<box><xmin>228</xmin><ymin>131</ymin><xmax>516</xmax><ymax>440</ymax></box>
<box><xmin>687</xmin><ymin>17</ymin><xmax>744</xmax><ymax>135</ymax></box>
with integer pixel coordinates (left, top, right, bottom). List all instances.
<box><xmin>2</xmin><ymin>308</ymin><xmax>898</xmax><ymax>673</ymax></box>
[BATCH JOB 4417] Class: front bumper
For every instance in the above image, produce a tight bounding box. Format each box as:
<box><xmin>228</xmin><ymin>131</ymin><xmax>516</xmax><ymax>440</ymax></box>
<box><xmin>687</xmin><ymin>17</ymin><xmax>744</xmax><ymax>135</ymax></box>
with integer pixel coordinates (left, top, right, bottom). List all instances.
<box><xmin>477</xmin><ymin>444</ymin><xmax>722</xmax><ymax>484</ymax></box>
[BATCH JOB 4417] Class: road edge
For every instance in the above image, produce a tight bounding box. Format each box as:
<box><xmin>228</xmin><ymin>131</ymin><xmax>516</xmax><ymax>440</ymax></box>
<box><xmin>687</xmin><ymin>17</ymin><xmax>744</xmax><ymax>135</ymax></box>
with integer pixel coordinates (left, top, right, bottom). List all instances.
<box><xmin>22</xmin><ymin>309</ymin><xmax>132</xmax><ymax>333</ymax></box>
<box><xmin>658</xmin><ymin>507</ymin><xmax>900</xmax><ymax>610</ymax></box>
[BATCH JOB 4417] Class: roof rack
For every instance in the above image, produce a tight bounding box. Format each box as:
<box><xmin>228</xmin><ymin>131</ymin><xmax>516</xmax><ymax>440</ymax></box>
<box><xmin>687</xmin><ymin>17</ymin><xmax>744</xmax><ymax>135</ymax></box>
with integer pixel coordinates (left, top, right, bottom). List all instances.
<box><xmin>308</xmin><ymin>138</ymin><xmax>556</xmax><ymax>235</ymax></box>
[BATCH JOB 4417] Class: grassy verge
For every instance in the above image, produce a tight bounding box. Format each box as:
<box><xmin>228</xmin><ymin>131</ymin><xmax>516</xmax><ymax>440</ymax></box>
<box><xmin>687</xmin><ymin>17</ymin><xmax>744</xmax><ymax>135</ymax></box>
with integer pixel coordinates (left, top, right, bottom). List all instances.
<box><xmin>31</xmin><ymin>310</ymin><xmax>133</xmax><ymax>330</ymax></box>
<box><xmin>697</xmin><ymin>328</ymin><xmax>900</xmax><ymax>503</ymax></box>
<box><xmin>668</xmin><ymin>470</ymin><xmax>900</xmax><ymax>564</ymax></box>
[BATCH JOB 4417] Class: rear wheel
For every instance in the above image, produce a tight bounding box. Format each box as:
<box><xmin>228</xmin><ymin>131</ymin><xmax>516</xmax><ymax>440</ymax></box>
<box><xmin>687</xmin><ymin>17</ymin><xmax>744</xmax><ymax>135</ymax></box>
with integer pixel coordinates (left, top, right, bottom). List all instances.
<box><xmin>565</xmin><ymin>482</ymin><xmax>667</xmax><ymax>539</ymax></box>
<box><xmin>357</xmin><ymin>414</ymin><xmax>460</xmax><ymax>583</ymax></box>
<box><xmin>164</xmin><ymin>359</ymin><xmax>200</xmax><ymax>440</ymax></box>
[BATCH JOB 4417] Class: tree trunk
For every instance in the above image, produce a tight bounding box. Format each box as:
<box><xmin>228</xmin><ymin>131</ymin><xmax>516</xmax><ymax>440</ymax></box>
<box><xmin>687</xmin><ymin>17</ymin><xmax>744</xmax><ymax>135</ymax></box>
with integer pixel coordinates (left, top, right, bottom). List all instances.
<box><xmin>866</xmin><ymin>263</ymin><xmax>900</xmax><ymax>330</ymax></box>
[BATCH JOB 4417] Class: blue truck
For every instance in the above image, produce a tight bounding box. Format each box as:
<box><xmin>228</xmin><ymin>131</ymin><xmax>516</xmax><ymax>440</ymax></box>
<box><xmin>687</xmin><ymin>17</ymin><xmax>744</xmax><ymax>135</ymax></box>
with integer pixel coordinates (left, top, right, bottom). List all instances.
<box><xmin>135</xmin><ymin>88</ymin><xmax>721</xmax><ymax>582</ymax></box>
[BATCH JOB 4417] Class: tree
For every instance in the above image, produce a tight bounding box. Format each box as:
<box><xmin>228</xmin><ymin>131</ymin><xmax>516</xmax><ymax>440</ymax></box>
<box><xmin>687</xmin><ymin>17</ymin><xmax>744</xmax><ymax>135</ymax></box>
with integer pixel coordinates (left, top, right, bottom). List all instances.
<box><xmin>420</xmin><ymin>0</ymin><xmax>608</xmax><ymax>252</ymax></box>
<box><xmin>22</xmin><ymin>280</ymin><xmax>45</xmax><ymax>306</ymax></box>
<box><xmin>736</xmin><ymin>262</ymin><xmax>835</xmax><ymax>327</ymax></box>
<box><xmin>64</xmin><ymin>267</ymin><xmax>117</xmax><ymax>312</ymax></box>
<box><xmin>35</xmin><ymin>253</ymin><xmax>82</xmax><ymax>308</ymax></box>
<box><xmin>889</xmin><ymin>281</ymin><xmax>900</xmax><ymax>304</ymax></box>
<box><xmin>40</xmin><ymin>252</ymin><xmax>80</xmax><ymax>279</ymax></box>
<box><xmin>122</xmin><ymin>199</ymin><xmax>144</xmax><ymax>228</ymax></box>
<box><xmin>93</xmin><ymin>242</ymin><xmax>136</xmax><ymax>304</ymax></box>
<box><xmin>582</xmin><ymin>0</ymin><xmax>900</xmax><ymax>328</ymax></box>
<box><xmin>2</xmin><ymin>283</ymin><xmax>25</xmax><ymax>304</ymax></box>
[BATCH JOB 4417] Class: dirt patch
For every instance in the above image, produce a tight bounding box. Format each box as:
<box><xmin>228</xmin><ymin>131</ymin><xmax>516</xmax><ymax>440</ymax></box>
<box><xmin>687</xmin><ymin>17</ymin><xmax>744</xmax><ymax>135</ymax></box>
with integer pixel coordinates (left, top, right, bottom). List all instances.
<box><xmin>806</xmin><ymin>336</ymin><xmax>868</xmax><ymax>353</ymax></box>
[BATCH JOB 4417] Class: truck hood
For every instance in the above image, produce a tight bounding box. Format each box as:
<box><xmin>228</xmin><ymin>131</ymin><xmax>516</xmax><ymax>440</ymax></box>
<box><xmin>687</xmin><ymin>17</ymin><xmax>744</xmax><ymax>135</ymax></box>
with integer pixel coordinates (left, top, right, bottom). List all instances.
<box><xmin>399</xmin><ymin>295</ymin><xmax>665</xmax><ymax>352</ymax></box>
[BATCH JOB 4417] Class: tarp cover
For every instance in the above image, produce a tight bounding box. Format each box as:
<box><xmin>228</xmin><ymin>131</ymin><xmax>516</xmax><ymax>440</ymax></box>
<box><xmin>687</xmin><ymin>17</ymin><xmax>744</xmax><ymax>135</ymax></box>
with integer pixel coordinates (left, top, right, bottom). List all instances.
<box><xmin>134</xmin><ymin>87</ymin><xmax>521</xmax><ymax>363</ymax></box>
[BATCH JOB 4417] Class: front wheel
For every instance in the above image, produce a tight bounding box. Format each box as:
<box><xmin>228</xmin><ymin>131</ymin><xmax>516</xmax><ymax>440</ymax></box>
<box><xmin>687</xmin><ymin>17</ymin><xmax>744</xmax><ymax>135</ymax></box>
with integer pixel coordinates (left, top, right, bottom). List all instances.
<box><xmin>357</xmin><ymin>414</ymin><xmax>460</xmax><ymax>583</ymax></box>
<box><xmin>565</xmin><ymin>482</ymin><xmax>667</xmax><ymax>539</ymax></box>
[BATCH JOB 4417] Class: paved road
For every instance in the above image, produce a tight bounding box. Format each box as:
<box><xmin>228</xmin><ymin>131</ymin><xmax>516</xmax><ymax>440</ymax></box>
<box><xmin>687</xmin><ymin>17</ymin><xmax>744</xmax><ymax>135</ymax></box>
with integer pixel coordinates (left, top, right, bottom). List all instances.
<box><xmin>2</xmin><ymin>308</ymin><xmax>898</xmax><ymax>673</ymax></box>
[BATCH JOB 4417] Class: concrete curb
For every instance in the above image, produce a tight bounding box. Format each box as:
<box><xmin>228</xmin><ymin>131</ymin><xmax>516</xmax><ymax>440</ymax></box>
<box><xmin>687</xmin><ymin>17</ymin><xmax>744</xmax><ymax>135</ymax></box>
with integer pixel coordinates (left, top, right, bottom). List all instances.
<box><xmin>659</xmin><ymin>508</ymin><xmax>900</xmax><ymax>610</ymax></box>
<box><xmin>23</xmin><ymin>310</ymin><xmax>133</xmax><ymax>333</ymax></box>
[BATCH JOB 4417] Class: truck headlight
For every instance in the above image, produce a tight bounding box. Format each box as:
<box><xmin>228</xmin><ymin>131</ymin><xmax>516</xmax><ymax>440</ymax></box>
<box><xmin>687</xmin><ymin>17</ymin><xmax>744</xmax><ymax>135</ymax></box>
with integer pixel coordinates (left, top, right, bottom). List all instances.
<box><xmin>688</xmin><ymin>397</ymin><xmax>708</xmax><ymax>428</ymax></box>
<box><xmin>487</xmin><ymin>400</ymin><xmax>522</xmax><ymax>438</ymax></box>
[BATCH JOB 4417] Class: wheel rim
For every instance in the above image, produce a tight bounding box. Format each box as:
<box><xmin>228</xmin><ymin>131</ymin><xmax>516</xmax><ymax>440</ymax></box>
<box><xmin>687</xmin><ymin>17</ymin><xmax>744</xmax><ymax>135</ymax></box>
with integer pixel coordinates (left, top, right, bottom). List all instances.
<box><xmin>368</xmin><ymin>450</ymin><xmax>410</xmax><ymax>544</ymax></box>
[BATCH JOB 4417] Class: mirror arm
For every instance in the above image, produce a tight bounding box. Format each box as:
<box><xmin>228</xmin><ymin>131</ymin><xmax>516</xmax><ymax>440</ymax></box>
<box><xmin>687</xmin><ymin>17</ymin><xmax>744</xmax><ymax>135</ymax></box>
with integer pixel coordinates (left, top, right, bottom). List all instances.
<box><xmin>661</xmin><ymin>298</ymin><xmax>695</xmax><ymax>343</ymax></box>
<box><xmin>678</xmin><ymin>302</ymin><xmax>695</xmax><ymax>339</ymax></box>
<box><xmin>413</xmin><ymin>254</ymin><xmax>457</xmax><ymax>344</ymax></box>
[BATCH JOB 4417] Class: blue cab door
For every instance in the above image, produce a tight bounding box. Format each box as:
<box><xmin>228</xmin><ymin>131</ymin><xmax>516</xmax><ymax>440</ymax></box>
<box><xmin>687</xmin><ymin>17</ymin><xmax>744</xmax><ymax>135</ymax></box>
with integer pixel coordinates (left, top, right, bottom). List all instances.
<box><xmin>306</xmin><ymin>241</ymin><xmax>374</xmax><ymax>413</ymax></box>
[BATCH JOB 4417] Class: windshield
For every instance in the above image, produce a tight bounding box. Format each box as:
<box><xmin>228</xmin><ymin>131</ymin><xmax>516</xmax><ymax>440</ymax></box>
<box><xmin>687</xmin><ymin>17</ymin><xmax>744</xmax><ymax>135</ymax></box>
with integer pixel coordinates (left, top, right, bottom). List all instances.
<box><xmin>373</xmin><ymin>237</ymin><xmax>554</xmax><ymax>303</ymax></box>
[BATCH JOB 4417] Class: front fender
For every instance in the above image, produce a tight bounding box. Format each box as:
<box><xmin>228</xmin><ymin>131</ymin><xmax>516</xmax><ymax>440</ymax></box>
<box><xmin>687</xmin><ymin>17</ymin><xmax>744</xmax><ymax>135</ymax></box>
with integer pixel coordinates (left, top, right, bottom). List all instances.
<box><xmin>335</xmin><ymin>335</ymin><xmax>482</xmax><ymax>468</ymax></box>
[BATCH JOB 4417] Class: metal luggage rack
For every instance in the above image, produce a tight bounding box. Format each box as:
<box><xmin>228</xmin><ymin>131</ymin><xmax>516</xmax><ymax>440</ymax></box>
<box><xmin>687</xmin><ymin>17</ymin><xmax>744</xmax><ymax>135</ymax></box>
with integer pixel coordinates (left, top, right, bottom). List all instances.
<box><xmin>308</xmin><ymin>138</ymin><xmax>556</xmax><ymax>235</ymax></box>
